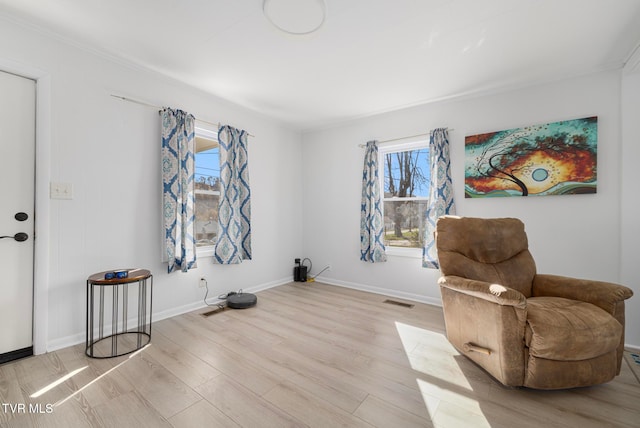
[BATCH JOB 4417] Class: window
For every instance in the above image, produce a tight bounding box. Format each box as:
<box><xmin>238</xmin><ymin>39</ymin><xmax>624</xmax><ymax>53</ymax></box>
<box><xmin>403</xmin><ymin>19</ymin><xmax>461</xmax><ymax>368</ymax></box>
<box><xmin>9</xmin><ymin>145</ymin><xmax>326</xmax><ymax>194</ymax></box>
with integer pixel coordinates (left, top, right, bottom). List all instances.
<box><xmin>379</xmin><ymin>140</ymin><xmax>430</xmax><ymax>251</ymax></box>
<box><xmin>194</xmin><ymin>127</ymin><xmax>220</xmax><ymax>251</ymax></box>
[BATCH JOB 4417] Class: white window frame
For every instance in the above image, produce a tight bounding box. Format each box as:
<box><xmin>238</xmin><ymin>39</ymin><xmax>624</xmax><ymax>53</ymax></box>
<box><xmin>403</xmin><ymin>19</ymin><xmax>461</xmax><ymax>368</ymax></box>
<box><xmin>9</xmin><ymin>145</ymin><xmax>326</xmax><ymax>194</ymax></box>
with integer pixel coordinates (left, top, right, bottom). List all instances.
<box><xmin>378</xmin><ymin>139</ymin><xmax>430</xmax><ymax>258</ymax></box>
<box><xmin>194</xmin><ymin>126</ymin><xmax>219</xmax><ymax>258</ymax></box>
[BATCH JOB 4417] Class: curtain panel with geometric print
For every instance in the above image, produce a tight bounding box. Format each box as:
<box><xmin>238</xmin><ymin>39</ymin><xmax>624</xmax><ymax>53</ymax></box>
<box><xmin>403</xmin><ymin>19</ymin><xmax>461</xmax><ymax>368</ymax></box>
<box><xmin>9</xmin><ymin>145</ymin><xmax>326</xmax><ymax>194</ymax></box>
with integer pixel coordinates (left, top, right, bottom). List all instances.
<box><xmin>423</xmin><ymin>128</ymin><xmax>456</xmax><ymax>269</ymax></box>
<box><xmin>213</xmin><ymin>125</ymin><xmax>252</xmax><ymax>264</ymax></box>
<box><xmin>161</xmin><ymin>108</ymin><xmax>197</xmax><ymax>273</ymax></box>
<box><xmin>360</xmin><ymin>140</ymin><xmax>387</xmax><ymax>263</ymax></box>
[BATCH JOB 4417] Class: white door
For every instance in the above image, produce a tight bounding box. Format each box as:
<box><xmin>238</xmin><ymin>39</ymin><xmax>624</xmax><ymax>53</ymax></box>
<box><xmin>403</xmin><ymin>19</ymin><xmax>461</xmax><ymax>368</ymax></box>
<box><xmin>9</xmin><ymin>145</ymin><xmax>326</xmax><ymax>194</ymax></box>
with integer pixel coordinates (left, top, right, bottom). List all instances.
<box><xmin>0</xmin><ymin>70</ymin><xmax>35</xmax><ymax>361</ymax></box>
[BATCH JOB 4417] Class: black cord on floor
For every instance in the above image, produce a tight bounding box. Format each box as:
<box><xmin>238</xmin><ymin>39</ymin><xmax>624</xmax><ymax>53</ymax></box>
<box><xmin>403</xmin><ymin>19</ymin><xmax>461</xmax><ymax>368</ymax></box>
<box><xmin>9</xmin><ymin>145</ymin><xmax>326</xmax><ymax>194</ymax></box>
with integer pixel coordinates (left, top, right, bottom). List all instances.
<box><xmin>202</xmin><ymin>278</ymin><xmax>225</xmax><ymax>310</ymax></box>
<box><xmin>310</xmin><ymin>265</ymin><xmax>330</xmax><ymax>279</ymax></box>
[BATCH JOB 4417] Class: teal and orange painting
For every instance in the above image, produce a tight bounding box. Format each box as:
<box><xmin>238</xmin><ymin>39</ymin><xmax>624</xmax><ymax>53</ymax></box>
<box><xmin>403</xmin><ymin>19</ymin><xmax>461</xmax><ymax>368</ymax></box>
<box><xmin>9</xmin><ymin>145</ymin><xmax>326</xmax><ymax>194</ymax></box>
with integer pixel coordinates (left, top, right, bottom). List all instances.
<box><xmin>465</xmin><ymin>117</ymin><xmax>597</xmax><ymax>197</ymax></box>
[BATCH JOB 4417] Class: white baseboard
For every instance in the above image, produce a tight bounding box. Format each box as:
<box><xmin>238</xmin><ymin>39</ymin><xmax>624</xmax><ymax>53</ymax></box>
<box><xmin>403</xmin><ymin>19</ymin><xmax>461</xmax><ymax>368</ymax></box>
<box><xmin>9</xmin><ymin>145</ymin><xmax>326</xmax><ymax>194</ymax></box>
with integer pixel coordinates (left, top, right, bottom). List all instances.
<box><xmin>625</xmin><ymin>344</ymin><xmax>640</xmax><ymax>353</ymax></box>
<box><xmin>47</xmin><ymin>333</ymin><xmax>85</xmax><ymax>353</ymax></box>
<box><xmin>314</xmin><ymin>275</ymin><xmax>443</xmax><ymax>307</ymax></box>
<box><xmin>45</xmin><ymin>276</ymin><xmax>291</xmax><ymax>353</ymax></box>
<box><xmin>152</xmin><ymin>276</ymin><xmax>291</xmax><ymax>321</ymax></box>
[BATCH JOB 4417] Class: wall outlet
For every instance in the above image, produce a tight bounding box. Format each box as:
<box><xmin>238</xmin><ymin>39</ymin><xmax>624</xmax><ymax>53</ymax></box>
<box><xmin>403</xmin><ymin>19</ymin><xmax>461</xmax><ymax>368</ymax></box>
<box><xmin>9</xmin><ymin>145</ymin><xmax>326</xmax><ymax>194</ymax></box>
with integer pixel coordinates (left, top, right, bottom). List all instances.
<box><xmin>199</xmin><ymin>278</ymin><xmax>207</xmax><ymax>288</ymax></box>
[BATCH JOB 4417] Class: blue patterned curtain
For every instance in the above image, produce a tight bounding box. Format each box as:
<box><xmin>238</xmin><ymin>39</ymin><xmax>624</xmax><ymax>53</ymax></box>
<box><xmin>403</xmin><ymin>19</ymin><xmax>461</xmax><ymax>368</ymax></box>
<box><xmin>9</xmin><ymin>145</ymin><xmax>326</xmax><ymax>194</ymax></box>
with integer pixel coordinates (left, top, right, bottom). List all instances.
<box><xmin>423</xmin><ymin>128</ymin><xmax>456</xmax><ymax>268</ymax></box>
<box><xmin>161</xmin><ymin>108</ymin><xmax>197</xmax><ymax>273</ymax></box>
<box><xmin>214</xmin><ymin>125</ymin><xmax>252</xmax><ymax>264</ymax></box>
<box><xmin>360</xmin><ymin>140</ymin><xmax>387</xmax><ymax>263</ymax></box>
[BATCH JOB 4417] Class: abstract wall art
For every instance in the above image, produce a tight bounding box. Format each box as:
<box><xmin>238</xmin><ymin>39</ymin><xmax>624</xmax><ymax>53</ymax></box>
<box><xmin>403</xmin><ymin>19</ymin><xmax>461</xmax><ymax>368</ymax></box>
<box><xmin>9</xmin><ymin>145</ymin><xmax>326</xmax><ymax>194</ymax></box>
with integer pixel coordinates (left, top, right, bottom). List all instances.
<box><xmin>464</xmin><ymin>117</ymin><xmax>597</xmax><ymax>197</ymax></box>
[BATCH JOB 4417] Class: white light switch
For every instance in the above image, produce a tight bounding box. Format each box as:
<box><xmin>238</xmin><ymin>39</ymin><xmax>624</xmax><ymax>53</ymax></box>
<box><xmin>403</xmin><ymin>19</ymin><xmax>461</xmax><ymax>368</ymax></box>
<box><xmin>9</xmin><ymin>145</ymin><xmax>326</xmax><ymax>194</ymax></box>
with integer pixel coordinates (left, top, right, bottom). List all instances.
<box><xmin>50</xmin><ymin>182</ymin><xmax>73</xmax><ymax>200</ymax></box>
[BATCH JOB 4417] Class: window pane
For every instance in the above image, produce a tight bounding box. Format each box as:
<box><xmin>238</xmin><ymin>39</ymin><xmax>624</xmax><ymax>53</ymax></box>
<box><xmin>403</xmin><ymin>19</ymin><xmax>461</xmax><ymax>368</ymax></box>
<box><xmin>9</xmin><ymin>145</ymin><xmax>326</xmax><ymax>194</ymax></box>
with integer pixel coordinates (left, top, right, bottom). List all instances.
<box><xmin>195</xmin><ymin>146</ymin><xmax>219</xmax><ymax>247</ymax></box>
<box><xmin>384</xmin><ymin>148</ymin><xmax>430</xmax><ymax>198</ymax></box>
<box><xmin>383</xmin><ymin>200</ymin><xmax>428</xmax><ymax>248</ymax></box>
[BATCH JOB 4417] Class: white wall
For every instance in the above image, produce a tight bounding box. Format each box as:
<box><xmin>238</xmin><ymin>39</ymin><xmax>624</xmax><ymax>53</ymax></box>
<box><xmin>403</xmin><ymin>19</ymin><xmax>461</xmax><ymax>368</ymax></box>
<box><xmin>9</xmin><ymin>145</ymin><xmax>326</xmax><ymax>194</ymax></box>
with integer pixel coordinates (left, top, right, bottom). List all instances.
<box><xmin>0</xmin><ymin>17</ymin><xmax>303</xmax><ymax>351</ymax></box>
<box><xmin>621</xmin><ymin>70</ymin><xmax>640</xmax><ymax>347</ymax></box>
<box><xmin>302</xmin><ymin>70</ymin><xmax>639</xmax><ymax>348</ymax></box>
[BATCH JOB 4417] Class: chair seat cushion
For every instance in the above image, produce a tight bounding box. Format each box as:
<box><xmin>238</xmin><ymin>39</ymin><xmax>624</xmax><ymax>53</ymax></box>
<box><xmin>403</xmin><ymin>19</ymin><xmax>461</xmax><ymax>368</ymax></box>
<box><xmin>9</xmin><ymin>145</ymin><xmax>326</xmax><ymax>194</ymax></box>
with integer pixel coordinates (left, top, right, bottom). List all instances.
<box><xmin>525</xmin><ymin>297</ymin><xmax>622</xmax><ymax>361</ymax></box>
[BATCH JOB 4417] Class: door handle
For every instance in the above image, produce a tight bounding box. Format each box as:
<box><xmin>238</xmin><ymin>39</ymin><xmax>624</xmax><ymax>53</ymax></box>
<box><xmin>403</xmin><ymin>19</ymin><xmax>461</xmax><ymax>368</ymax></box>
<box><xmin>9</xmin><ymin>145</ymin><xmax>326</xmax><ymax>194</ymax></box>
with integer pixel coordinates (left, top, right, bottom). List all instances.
<box><xmin>15</xmin><ymin>212</ymin><xmax>28</xmax><ymax>221</ymax></box>
<box><xmin>0</xmin><ymin>232</ymin><xmax>28</xmax><ymax>242</ymax></box>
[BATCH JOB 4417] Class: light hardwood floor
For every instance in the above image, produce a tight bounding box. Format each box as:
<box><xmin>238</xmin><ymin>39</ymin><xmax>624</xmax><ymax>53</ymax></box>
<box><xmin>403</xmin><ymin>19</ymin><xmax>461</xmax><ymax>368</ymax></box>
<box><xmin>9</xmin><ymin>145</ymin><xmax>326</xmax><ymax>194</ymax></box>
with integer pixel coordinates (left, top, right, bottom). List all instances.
<box><xmin>1</xmin><ymin>282</ymin><xmax>639</xmax><ymax>427</ymax></box>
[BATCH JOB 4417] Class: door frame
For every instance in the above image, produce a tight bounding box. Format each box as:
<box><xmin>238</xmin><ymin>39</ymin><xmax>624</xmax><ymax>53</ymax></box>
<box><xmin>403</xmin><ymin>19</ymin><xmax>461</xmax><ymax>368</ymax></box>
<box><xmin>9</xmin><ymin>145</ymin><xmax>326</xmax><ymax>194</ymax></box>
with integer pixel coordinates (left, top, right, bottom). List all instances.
<box><xmin>1</xmin><ymin>60</ymin><xmax>51</xmax><ymax>355</ymax></box>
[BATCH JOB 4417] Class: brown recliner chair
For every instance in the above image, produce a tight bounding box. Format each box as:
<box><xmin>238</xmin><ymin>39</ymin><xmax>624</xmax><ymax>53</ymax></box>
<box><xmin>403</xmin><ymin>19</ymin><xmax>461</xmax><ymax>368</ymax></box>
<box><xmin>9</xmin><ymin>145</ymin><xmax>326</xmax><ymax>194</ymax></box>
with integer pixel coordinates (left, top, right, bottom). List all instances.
<box><xmin>435</xmin><ymin>216</ymin><xmax>633</xmax><ymax>389</ymax></box>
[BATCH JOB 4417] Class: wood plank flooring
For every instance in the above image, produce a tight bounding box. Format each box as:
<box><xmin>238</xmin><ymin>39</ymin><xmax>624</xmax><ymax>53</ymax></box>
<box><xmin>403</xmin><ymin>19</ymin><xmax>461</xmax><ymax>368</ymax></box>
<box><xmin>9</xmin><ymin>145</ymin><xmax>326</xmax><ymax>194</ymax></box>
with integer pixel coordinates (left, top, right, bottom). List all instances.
<box><xmin>1</xmin><ymin>282</ymin><xmax>639</xmax><ymax>427</ymax></box>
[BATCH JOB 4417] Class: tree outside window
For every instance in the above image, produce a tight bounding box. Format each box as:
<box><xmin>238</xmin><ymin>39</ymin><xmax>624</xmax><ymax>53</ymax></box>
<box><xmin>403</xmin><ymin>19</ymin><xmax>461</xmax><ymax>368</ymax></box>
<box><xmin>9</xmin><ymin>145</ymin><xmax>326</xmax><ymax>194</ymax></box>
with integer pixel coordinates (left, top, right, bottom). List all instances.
<box><xmin>194</xmin><ymin>129</ymin><xmax>220</xmax><ymax>248</ymax></box>
<box><xmin>380</xmin><ymin>142</ymin><xmax>430</xmax><ymax>249</ymax></box>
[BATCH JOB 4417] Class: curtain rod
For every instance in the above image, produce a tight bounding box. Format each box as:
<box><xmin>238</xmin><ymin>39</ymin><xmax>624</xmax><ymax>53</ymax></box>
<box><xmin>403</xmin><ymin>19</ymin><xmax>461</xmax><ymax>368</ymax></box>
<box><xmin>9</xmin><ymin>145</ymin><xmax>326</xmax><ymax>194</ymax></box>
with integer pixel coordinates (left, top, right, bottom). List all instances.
<box><xmin>358</xmin><ymin>128</ymin><xmax>454</xmax><ymax>147</ymax></box>
<box><xmin>110</xmin><ymin>94</ymin><xmax>255</xmax><ymax>137</ymax></box>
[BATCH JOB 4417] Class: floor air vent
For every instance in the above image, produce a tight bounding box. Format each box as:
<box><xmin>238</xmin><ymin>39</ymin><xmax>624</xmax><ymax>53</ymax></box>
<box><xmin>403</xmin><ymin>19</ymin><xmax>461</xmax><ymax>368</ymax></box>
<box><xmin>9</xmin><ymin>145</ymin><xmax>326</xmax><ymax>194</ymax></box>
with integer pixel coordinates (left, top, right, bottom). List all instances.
<box><xmin>201</xmin><ymin>306</ymin><xmax>226</xmax><ymax>317</ymax></box>
<box><xmin>383</xmin><ymin>299</ymin><xmax>414</xmax><ymax>309</ymax></box>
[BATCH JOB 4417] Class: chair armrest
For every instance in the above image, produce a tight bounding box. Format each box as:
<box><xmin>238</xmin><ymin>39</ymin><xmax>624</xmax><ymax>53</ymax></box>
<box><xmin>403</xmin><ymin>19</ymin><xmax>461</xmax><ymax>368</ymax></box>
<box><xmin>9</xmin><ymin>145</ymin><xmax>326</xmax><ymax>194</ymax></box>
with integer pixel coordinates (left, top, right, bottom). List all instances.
<box><xmin>438</xmin><ymin>275</ymin><xmax>527</xmax><ymax>308</ymax></box>
<box><xmin>532</xmin><ymin>274</ymin><xmax>633</xmax><ymax>314</ymax></box>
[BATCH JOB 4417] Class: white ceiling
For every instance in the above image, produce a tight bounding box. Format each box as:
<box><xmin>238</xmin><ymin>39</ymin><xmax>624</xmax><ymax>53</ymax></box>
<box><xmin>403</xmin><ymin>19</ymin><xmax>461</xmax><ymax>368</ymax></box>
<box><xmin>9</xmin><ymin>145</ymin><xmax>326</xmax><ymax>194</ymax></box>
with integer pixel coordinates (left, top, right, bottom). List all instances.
<box><xmin>1</xmin><ymin>0</ymin><xmax>640</xmax><ymax>131</ymax></box>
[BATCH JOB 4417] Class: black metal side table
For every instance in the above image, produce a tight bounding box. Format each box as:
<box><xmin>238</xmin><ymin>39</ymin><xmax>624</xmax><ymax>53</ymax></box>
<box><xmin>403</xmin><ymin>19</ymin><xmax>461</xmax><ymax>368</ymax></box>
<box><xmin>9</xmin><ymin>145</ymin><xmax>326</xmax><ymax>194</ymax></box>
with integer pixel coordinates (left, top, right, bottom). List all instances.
<box><xmin>86</xmin><ymin>268</ymin><xmax>153</xmax><ymax>358</ymax></box>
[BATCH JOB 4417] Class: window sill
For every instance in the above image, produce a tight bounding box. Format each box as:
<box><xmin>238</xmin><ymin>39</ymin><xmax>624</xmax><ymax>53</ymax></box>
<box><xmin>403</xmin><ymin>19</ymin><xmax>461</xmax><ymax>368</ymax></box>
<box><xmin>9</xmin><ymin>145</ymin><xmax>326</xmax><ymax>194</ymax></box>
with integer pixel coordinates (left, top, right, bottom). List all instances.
<box><xmin>385</xmin><ymin>246</ymin><xmax>422</xmax><ymax>259</ymax></box>
<box><xmin>197</xmin><ymin>246</ymin><xmax>215</xmax><ymax>259</ymax></box>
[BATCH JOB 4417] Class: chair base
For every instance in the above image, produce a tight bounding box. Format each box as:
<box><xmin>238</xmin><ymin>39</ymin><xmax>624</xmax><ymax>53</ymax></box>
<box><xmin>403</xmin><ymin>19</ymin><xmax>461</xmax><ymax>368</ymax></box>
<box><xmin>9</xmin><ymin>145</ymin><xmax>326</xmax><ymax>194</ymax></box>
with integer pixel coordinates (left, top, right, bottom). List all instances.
<box><xmin>524</xmin><ymin>350</ymin><xmax>617</xmax><ymax>390</ymax></box>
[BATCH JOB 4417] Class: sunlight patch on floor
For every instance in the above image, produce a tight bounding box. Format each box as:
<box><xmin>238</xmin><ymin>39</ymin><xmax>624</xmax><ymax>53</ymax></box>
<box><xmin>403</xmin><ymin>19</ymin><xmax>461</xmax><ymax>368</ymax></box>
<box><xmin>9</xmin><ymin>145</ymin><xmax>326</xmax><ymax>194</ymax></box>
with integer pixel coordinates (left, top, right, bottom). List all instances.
<box><xmin>395</xmin><ymin>321</ymin><xmax>491</xmax><ymax>427</ymax></box>
<box><xmin>395</xmin><ymin>321</ymin><xmax>473</xmax><ymax>390</ymax></box>
<box><xmin>30</xmin><ymin>366</ymin><xmax>88</xmax><ymax>398</ymax></box>
<box><xmin>54</xmin><ymin>344</ymin><xmax>151</xmax><ymax>407</ymax></box>
<box><xmin>417</xmin><ymin>379</ymin><xmax>492</xmax><ymax>428</ymax></box>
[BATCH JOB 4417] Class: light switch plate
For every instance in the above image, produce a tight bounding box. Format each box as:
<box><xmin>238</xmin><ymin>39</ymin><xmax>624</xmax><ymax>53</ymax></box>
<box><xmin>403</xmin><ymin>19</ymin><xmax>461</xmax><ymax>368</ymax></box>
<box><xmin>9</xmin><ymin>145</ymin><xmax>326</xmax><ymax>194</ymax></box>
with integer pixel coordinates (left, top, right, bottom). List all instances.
<box><xmin>50</xmin><ymin>182</ymin><xmax>73</xmax><ymax>200</ymax></box>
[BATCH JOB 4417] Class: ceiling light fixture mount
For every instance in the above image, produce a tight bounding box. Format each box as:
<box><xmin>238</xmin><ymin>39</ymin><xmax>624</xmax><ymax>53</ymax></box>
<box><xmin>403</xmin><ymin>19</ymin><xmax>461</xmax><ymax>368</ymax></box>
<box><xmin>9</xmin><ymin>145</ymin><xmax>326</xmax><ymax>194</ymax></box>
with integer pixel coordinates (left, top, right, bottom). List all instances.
<box><xmin>263</xmin><ymin>0</ymin><xmax>327</xmax><ymax>36</ymax></box>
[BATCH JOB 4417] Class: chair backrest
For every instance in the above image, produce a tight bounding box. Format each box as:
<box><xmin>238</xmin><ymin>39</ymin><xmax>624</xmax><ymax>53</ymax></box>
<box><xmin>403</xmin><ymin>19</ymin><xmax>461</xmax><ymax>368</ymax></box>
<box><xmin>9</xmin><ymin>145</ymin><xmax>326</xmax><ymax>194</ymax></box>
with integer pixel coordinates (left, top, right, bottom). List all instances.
<box><xmin>435</xmin><ymin>216</ymin><xmax>537</xmax><ymax>297</ymax></box>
